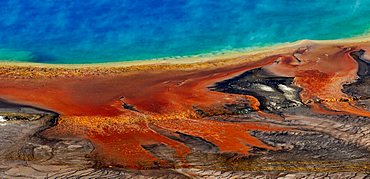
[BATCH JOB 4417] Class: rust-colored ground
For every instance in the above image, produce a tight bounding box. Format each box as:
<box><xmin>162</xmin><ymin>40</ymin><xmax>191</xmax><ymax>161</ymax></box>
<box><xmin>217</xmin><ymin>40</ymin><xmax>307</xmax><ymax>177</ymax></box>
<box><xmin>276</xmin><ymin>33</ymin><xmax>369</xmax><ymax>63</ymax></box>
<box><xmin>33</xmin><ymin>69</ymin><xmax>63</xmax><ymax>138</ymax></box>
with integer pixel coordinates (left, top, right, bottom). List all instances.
<box><xmin>0</xmin><ymin>41</ymin><xmax>369</xmax><ymax>168</ymax></box>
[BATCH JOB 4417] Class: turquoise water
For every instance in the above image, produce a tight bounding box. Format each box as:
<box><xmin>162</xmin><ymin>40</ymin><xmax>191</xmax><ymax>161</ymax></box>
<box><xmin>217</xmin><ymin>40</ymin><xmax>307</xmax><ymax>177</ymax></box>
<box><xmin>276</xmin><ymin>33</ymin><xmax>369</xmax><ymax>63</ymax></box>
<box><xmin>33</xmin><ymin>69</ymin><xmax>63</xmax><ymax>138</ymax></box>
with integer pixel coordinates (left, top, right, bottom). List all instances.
<box><xmin>0</xmin><ymin>0</ymin><xmax>370</xmax><ymax>64</ymax></box>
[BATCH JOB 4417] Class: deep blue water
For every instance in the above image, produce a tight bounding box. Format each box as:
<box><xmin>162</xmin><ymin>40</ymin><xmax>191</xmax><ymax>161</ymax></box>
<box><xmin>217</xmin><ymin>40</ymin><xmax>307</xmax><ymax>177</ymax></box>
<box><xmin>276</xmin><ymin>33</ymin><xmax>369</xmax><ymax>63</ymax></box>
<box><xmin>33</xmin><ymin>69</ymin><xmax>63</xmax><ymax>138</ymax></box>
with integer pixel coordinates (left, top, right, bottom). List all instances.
<box><xmin>0</xmin><ymin>0</ymin><xmax>370</xmax><ymax>64</ymax></box>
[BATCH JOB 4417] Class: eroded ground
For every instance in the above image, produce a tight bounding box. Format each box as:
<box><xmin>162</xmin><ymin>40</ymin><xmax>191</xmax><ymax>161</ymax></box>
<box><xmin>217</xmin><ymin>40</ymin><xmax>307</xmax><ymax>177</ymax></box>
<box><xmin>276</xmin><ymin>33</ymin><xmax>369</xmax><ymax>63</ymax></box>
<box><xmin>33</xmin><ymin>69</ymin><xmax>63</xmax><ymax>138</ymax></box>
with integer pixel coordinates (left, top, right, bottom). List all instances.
<box><xmin>0</xmin><ymin>40</ymin><xmax>369</xmax><ymax>178</ymax></box>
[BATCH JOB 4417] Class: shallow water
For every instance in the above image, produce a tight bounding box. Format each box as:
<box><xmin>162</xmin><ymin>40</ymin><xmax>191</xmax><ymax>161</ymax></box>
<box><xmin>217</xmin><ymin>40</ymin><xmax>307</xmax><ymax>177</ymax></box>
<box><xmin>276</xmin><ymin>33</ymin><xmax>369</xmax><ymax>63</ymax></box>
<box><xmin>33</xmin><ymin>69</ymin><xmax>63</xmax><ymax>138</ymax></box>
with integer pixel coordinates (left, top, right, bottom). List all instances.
<box><xmin>0</xmin><ymin>0</ymin><xmax>369</xmax><ymax>64</ymax></box>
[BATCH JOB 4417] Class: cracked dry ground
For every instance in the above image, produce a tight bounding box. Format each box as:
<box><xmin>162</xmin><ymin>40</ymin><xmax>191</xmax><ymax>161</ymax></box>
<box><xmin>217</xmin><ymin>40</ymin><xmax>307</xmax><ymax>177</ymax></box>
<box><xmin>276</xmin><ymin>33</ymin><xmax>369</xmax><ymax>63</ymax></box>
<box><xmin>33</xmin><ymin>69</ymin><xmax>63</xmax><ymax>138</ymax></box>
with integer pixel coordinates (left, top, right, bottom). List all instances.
<box><xmin>0</xmin><ymin>41</ymin><xmax>370</xmax><ymax>178</ymax></box>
